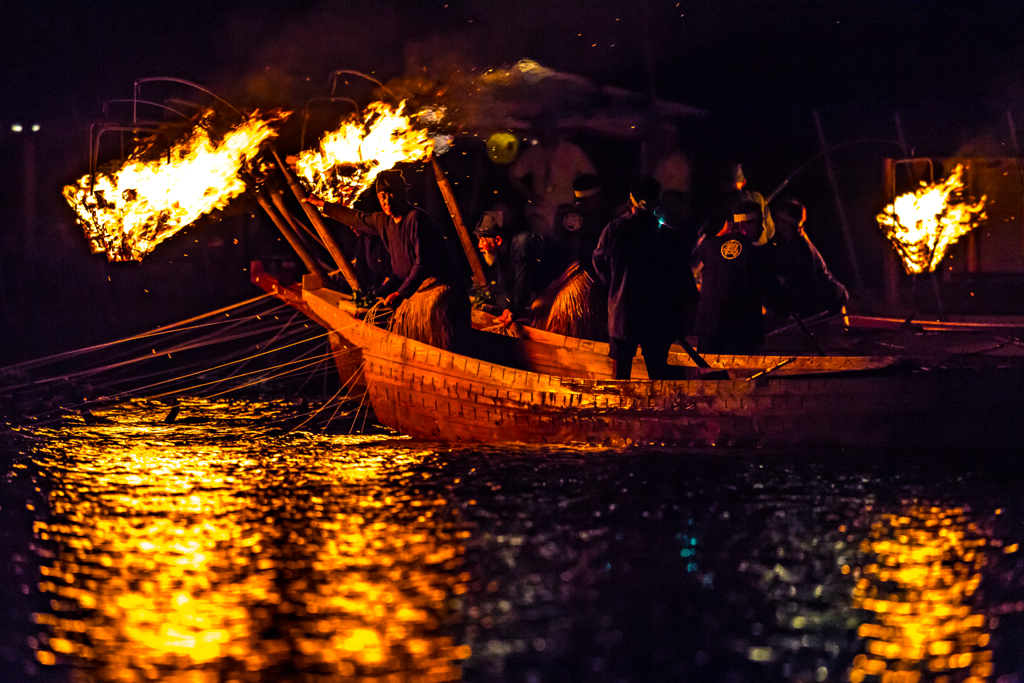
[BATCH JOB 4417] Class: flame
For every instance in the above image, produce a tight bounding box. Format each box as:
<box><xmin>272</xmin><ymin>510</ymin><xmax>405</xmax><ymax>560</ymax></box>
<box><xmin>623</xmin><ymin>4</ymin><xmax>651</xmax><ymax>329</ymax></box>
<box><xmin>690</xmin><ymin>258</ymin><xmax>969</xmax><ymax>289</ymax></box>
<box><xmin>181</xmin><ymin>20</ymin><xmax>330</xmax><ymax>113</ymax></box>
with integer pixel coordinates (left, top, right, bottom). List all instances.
<box><xmin>293</xmin><ymin>101</ymin><xmax>434</xmax><ymax>207</ymax></box>
<box><xmin>876</xmin><ymin>164</ymin><xmax>986</xmax><ymax>274</ymax></box>
<box><xmin>63</xmin><ymin>110</ymin><xmax>287</xmax><ymax>262</ymax></box>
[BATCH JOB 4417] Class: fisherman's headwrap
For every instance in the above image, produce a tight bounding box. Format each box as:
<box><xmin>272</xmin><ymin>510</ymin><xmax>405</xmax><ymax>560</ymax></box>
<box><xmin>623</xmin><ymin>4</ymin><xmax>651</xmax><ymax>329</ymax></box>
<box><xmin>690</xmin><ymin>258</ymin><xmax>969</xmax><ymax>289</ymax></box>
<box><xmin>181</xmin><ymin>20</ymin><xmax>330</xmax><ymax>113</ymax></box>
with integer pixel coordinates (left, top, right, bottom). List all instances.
<box><xmin>376</xmin><ymin>169</ymin><xmax>409</xmax><ymax>194</ymax></box>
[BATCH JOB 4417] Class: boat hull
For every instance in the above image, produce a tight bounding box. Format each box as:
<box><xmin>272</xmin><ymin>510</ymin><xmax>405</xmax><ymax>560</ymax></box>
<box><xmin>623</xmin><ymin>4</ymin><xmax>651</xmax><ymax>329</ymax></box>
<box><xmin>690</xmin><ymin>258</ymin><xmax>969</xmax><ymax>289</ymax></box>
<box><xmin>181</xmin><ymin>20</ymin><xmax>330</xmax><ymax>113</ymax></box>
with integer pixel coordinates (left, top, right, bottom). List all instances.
<box><xmin>305</xmin><ymin>288</ymin><xmax>1024</xmax><ymax>450</ymax></box>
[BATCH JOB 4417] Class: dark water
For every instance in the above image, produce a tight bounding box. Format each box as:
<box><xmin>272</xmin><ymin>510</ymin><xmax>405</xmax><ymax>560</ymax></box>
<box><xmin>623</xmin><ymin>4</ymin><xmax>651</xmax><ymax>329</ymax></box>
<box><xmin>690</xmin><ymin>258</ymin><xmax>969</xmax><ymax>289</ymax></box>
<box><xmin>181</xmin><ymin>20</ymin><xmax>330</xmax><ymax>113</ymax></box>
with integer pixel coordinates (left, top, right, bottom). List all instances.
<box><xmin>2</xmin><ymin>398</ymin><xmax>1024</xmax><ymax>683</ymax></box>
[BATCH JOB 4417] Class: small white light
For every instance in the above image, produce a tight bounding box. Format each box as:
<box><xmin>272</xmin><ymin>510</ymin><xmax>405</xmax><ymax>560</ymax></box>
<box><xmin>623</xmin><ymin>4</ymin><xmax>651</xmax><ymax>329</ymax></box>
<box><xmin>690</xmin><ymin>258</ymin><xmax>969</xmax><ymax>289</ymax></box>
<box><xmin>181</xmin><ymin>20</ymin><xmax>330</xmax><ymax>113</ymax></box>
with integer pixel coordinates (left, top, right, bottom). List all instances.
<box><xmin>31</xmin><ymin>124</ymin><xmax>40</xmax><ymax>132</ymax></box>
<box><xmin>11</xmin><ymin>123</ymin><xmax>23</xmax><ymax>132</ymax></box>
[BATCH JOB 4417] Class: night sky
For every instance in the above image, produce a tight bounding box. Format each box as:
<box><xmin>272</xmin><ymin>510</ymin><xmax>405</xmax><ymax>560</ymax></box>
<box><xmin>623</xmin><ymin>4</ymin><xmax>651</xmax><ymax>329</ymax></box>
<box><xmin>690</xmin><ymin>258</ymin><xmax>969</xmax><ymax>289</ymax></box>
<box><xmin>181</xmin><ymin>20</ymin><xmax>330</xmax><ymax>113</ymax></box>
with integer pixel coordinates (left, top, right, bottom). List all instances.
<box><xmin>2</xmin><ymin>0</ymin><xmax>1023</xmax><ymax>360</ymax></box>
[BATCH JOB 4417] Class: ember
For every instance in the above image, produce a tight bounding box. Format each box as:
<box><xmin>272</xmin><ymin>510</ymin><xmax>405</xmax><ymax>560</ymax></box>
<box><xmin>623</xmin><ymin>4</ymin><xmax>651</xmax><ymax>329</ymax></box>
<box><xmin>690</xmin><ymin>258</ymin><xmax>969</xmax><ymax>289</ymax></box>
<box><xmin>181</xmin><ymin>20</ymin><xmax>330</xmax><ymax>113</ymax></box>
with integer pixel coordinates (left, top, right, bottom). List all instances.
<box><xmin>63</xmin><ymin>110</ymin><xmax>287</xmax><ymax>262</ymax></box>
<box><xmin>876</xmin><ymin>164</ymin><xmax>986</xmax><ymax>274</ymax></box>
<box><xmin>292</xmin><ymin>101</ymin><xmax>434</xmax><ymax>207</ymax></box>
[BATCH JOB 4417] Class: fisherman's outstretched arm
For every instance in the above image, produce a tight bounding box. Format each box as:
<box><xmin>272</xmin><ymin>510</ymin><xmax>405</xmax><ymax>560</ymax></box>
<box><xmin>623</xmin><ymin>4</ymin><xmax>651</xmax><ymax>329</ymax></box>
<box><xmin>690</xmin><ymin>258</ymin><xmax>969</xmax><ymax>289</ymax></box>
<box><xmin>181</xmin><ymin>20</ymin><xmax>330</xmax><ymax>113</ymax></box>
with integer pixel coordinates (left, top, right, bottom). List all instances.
<box><xmin>304</xmin><ymin>196</ymin><xmax>387</xmax><ymax>237</ymax></box>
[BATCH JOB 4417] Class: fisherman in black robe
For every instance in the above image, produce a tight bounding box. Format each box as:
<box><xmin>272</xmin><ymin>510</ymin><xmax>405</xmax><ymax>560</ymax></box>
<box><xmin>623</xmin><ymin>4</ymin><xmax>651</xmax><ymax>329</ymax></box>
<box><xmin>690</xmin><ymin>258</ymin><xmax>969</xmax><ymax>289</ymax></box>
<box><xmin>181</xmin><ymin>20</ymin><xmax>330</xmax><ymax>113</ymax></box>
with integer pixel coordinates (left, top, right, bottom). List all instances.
<box><xmin>474</xmin><ymin>210</ymin><xmax>562</xmax><ymax>323</ymax></box>
<box><xmin>769</xmin><ymin>198</ymin><xmax>849</xmax><ymax>318</ymax></box>
<box><xmin>551</xmin><ymin>173</ymin><xmax>616</xmax><ymax>274</ymax></box>
<box><xmin>592</xmin><ymin>176</ymin><xmax>698</xmax><ymax>380</ymax></box>
<box><xmin>693</xmin><ymin>198</ymin><xmax>785</xmax><ymax>354</ymax></box>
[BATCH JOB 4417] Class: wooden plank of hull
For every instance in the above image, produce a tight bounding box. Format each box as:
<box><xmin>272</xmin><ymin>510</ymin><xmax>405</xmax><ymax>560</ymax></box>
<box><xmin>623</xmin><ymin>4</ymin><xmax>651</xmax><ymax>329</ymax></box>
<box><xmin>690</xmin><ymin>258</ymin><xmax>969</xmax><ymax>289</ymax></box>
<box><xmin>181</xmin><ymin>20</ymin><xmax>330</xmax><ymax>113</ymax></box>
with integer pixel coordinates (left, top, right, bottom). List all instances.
<box><xmin>330</xmin><ymin>298</ymin><xmax>1024</xmax><ymax>449</ymax></box>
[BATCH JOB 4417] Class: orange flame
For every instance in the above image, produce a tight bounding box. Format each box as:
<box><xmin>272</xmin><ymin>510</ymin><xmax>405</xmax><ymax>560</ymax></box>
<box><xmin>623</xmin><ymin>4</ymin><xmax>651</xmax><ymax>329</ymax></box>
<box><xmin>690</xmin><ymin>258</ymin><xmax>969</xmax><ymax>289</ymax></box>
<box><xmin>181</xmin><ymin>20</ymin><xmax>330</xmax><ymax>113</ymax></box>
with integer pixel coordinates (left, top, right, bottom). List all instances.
<box><xmin>876</xmin><ymin>164</ymin><xmax>986</xmax><ymax>274</ymax></box>
<box><xmin>293</xmin><ymin>101</ymin><xmax>435</xmax><ymax>207</ymax></box>
<box><xmin>63</xmin><ymin>110</ymin><xmax>287</xmax><ymax>262</ymax></box>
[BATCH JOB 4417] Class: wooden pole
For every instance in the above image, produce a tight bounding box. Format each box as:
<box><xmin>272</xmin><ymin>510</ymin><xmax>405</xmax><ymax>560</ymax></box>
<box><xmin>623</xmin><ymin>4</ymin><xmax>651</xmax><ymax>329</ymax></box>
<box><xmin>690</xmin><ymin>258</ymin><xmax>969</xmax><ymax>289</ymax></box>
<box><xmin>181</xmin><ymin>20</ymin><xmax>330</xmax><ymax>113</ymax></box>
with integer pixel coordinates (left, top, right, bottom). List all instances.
<box><xmin>813</xmin><ymin>111</ymin><xmax>864</xmax><ymax>287</ymax></box>
<box><xmin>254</xmin><ymin>192</ymin><xmax>330</xmax><ymax>286</ymax></box>
<box><xmin>676</xmin><ymin>338</ymin><xmax>729</xmax><ymax>379</ymax></box>
<box><xmin>430</xmin><ymin>154</ymin><xmax>488</xmax><ymax>288</ymax></box>
<box><xmin>270</xmin><ymin>190</ymin><xmax>325</xmax><ymax>249</ymax></box>
<box><xmin>271</xmin><ymin>148</ymin><xmax>363</xmax><ymax>293</ymax></box>
<box><xmin>791</xmin><ymin>312</ymin><xmax>825</xmax><ymax>356</ymax></box>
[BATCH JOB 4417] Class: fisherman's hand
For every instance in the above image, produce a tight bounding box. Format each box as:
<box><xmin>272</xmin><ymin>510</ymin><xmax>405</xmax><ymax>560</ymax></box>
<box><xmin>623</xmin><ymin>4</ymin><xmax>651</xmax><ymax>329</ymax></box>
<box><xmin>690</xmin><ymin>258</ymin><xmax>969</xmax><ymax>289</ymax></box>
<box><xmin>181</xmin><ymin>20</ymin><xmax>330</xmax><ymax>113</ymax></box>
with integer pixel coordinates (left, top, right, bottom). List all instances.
<box><xmin>285</xmin><ymin>154</ymin><xmax>300</xmax><ymax>170</ymax></box>
<box><xmin>383</xmin><ymin>291</ymin><xmax>402</xmax><ymax>308</ymax></box>
<box><xmin>304</xmin><ymin>196</ymin><xmax>326</xmax><ymax>210</ymax></box>
<box><xmin>496</xmin><ymin>309</ymin><xmax>514</xmax><ymax>327</ymax></box>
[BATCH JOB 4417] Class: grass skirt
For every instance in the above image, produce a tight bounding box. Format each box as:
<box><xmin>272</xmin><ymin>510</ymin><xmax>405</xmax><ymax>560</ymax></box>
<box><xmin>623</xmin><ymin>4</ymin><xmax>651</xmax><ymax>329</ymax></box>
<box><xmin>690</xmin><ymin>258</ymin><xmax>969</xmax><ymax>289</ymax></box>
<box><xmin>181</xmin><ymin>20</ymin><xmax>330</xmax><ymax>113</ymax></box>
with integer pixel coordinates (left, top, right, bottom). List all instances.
<box><xmin>390</xmin><ymin>278</ymin><xmax>469</xmax><ymax>351</ymax></box>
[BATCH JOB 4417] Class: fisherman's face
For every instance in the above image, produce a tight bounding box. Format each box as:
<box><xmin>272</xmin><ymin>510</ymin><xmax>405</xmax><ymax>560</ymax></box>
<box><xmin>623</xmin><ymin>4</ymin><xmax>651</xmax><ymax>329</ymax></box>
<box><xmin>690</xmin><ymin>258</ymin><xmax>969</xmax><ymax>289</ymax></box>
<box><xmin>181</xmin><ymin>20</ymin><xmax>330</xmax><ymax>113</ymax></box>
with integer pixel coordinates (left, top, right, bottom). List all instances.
<box><xmin>736</xmin><ymin>219</ymin><xmax>763</xmax><ymax>241</ymax></box>
<box><xmin>377</xmin><ymin>190</ymin><xmax>396</xmax><ymax>217</ymax></box>
<box><xmin>775</xmin><ymin>217</ymin><xmax>798</xmax><ymax>243</ymax></box>
<box><xmin>478</xmin><ymin>235</ymin><xmax>502</xmax><ymax>266</ymax></box>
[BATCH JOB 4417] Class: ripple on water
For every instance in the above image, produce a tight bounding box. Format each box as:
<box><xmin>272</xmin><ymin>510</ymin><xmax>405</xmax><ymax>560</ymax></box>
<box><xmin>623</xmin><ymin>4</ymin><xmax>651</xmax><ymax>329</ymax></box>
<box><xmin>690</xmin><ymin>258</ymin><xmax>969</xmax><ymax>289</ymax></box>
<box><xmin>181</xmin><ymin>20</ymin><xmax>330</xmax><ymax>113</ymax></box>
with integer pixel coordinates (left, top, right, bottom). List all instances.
<box><xmin>2</xmin><ymin>398</ymin><xmax>1023</xmax><ymax>682</ymax></box>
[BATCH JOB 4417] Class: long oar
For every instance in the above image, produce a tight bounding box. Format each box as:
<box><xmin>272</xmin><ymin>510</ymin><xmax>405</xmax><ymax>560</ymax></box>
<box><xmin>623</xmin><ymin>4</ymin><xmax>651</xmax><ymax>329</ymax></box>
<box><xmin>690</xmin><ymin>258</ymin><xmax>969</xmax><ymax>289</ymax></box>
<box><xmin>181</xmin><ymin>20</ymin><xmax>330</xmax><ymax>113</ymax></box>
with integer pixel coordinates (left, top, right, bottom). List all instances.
<box><xmin>792</xmin><ymin>312</ymin><xmax>826</xmax><ymax>356</ymax></box>
<box><xmin>678</xmin><ymin>338</ymin><xmax>730</xmax><ymax>380</ymax></box>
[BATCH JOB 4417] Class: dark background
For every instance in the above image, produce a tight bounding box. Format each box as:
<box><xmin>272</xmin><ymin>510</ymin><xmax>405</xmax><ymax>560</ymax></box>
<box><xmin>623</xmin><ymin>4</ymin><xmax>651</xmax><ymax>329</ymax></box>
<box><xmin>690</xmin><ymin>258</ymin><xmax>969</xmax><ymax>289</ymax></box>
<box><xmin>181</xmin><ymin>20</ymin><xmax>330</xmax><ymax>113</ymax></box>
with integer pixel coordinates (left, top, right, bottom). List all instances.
<box><xmin>3</xmin><ymin>0</ymin><xmax>1024</xmax><ymax>364</ymax></box>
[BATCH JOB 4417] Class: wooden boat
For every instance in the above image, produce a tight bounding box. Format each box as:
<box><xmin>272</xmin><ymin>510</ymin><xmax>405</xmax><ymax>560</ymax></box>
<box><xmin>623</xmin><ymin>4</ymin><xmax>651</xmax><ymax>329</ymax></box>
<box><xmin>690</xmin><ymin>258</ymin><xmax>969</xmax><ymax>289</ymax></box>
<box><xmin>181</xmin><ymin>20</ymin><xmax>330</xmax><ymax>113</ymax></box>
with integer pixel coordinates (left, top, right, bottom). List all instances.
<box><xmin>252</xmin><ymin>263</ymin><xmax>896</xmax><ymax>379</ymax></box>
<box><xmin>252</xmin><ymin>265</ymin><xmax>1024</xmax><ymax>449</ymax></box>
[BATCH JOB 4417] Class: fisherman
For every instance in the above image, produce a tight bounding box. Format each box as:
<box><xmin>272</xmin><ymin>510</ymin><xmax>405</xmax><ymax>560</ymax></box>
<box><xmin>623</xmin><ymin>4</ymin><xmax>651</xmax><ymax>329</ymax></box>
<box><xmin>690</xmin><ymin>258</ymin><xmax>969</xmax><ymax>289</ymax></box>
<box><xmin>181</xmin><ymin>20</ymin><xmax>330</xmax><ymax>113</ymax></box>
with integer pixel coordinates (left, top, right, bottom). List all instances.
<box><xmin>693</xmin><ymin>198</ymin><xmax>785</xmax><ymax>355</ymax></box>
<box><xmin>509</xmin><ymin>113</ymin><xmax>596</xmax><ymax>238</ymax></box>
<box><xmin>769</xmin><ymin>198</ymin><xmax>849</xmax><ymax>317</ymax></box>
<box><xmin>305</xmin><ymin>169</ymin><xmax>468</xmax><ymax>350</ymax></box>
<box><xmin>551</xmin><ymin>173</ymin><xmax>617</xmax><ymax>273</ymax></box>
<box><xmin>592</xmin><ymin>176</ymin><xmax>699</xmax><ymax>379</ymax></box>
<box><xmin>474</xmin><ymin>209</ymin><xmax>563</xmax><ymax>325</ymax></box>
<box><xmin>696</xmin><ymin>162</ymin><xmax>774</xmax><ymax>244</ymax></box>
<box><xmin>645</xmin><ymin>122</ymin><xmax>696</xmax><ymax>249</ymax></box>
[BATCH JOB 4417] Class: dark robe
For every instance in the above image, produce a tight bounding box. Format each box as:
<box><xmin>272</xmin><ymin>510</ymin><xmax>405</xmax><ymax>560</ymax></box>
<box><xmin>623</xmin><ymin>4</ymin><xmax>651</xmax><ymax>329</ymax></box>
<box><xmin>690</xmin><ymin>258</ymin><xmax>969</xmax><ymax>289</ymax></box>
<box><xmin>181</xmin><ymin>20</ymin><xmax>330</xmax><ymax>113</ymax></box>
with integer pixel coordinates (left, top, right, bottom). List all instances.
<box><xmin>592</xmin><ymin>210</ymin><xmax>698</xmax><ymax>341</ymax></box>
<box><xmin>552</xmin><ymin>199</ymin><xmax>614</xmax><ymax>274</ymax></box>
<box><xmin>323</xmin><ymin>204</ymin><xmax>457</xmax><ymax>300</ymax></box>
<box><xmin>694</xmin><ymin>230</ymin><xmax>784</xmax><ymax>352</ymax></box>
<box><xmin>769</xmin><ymin>230</ymin><xmax>848</xmax><ymax>317</ymax></box>
<box><xmin>483</xmin><ymin>232</ymin><xmax>562</xmax><ymax>319</ymax></box>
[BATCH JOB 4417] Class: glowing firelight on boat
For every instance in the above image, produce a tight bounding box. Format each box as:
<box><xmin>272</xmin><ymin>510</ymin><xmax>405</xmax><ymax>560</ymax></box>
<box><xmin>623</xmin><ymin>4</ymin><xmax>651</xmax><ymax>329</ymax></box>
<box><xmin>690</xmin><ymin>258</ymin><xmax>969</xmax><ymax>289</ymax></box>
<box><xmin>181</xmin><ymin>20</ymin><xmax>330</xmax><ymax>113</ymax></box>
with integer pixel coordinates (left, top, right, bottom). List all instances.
<box><xmin>293</xmin><ymin>101</ymin><xmax>435</xmax><ymax>207</ymax></box>
<box><xmin>876</xmin><ymin>164</ymin><xmax>986</xmax><ymax>274</ymax></box>
<box><xmin>63</xmin><ymin>110</ymin><xmax>287</xmax><ymax>262</ymax></box>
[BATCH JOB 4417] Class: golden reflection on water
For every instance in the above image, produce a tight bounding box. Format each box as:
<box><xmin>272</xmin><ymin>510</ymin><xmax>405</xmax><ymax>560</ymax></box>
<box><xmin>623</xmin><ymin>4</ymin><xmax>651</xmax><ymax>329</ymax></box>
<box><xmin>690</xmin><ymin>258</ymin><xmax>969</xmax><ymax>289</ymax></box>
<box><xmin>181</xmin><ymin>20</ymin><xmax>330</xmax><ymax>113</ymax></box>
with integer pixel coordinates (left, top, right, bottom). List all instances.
<box><xmin>29</xmin><ymin>399</ymin><xmax>467</xmax><ymax>682</ymax></box>
<box><xmin>848</xmin><ymin>504</ymin><xmax>993</xmax><ymax>683</ymax></box>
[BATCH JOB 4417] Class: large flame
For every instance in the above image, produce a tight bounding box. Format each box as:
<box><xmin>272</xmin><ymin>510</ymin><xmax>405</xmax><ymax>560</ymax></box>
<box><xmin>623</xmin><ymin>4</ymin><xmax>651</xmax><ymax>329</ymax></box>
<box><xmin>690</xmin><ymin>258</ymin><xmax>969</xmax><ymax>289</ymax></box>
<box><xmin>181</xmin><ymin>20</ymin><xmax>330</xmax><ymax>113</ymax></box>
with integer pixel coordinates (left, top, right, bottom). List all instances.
<box><xmin>876</xmin><ymin>164</ymin><xmax>986</xmax><ymax>274</ymax></box>
<box><xmin>63</xmin><ymin>110</ymin><xmax>287</xmax><ymax>262</ymax></box>
<box><xmin>293</xmin><ymin>101</ymin><xmax>434</xmax><ymax>207</ymax></box>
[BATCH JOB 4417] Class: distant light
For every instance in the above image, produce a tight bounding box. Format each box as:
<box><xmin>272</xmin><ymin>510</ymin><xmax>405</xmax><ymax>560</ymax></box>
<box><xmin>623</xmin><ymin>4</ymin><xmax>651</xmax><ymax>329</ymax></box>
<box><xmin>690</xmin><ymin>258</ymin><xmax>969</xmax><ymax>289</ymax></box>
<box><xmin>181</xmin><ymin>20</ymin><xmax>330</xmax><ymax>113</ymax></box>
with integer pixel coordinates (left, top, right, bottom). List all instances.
<box><xmin>31</xmin><ymin>124</ymin><xmax>40</xmax><ymax>132</ymax></box>
<box><xmin>11</xmin><ymin>123</ymin><xmax>23</xmax><ymax>132</ymax></box>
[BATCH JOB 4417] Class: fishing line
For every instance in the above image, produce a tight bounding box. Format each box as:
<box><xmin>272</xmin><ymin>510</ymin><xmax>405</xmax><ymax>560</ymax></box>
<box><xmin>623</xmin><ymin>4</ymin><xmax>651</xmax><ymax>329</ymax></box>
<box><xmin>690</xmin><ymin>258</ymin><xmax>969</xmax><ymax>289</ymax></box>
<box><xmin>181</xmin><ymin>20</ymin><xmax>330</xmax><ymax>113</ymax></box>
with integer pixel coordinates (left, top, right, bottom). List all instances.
<box><xmin>287</xmin><ymin>380</ymin><xmax>354</xmax><ymax>433</ymax></box>
<box><xmin>199</xmin><ymin>310</ymin><xmax>303</xmax><ymax>394</ymax></box>
<box><xmin>0</xmin><ymin>292</ymin><xmax>277</xmax><ymax>374</ymax></box>
<box><xmin>165</xmin><ymin>353</ymin><xmax>336</xmax><ymax>401</ymax></box>
<box><xmin>2</xmin><ymin>325</ymin><xmax>286</xmax><ymax>395</ymax></box>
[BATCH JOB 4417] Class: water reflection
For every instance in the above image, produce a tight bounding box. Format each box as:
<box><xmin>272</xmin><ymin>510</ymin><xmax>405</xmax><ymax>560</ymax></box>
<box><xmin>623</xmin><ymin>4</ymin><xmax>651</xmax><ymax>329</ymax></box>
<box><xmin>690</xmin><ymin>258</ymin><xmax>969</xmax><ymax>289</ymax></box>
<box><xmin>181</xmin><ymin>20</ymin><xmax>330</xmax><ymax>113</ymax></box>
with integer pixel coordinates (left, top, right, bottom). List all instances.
<box><xmin>28</xmin><ymin>398</ymin><xmax>465</xmax><ymax>682</ymax></box>
<box><xmin>849</xmin><ymin>504</ymin><xmax>993</xmax><ymax>683</ymax></box>
<box><xmin>5</xmin><ymin>401</ymin><xmax>1023</xmax><ymax>683</ymax></box>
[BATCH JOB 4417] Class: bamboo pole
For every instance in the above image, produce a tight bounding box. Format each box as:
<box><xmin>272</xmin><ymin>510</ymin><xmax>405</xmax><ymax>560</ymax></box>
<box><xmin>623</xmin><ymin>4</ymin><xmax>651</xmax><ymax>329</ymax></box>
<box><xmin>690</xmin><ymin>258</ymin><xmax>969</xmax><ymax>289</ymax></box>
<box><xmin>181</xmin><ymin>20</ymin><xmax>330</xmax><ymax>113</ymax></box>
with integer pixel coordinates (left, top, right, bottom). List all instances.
<box><xmin>270</xmin><ymin>189</ymin><xmax>325</xmax><ymax>249</ymax></box>
<box><xmin>254</xmin><ymin>192</ymin><xmax>330</xmax><ymax>286</ymax></box>
<box><xmin>430</xmin><ymin>154</ymin><xmax>488</xmax><ymax>288</ymax></box>
<box><xmin>271</xmin><ymin>148</ymin><xmax>363</xmax><ymax>293</ymax></box>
